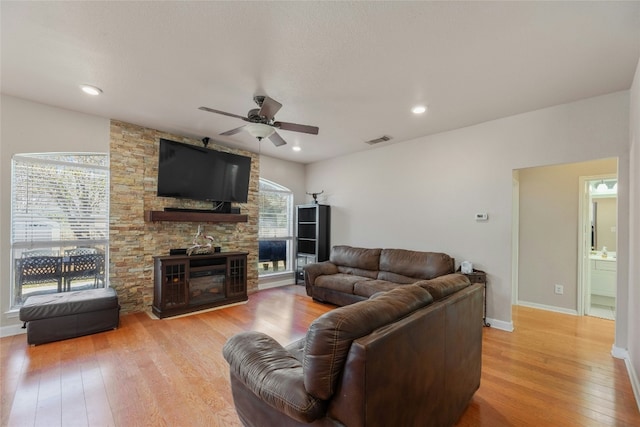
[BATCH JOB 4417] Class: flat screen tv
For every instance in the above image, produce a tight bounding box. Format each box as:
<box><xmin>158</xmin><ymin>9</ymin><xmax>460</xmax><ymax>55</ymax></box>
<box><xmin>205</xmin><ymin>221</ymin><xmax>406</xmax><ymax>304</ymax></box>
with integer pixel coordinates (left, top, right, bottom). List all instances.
<box><xmin>157</xmin><ymin>138</ymin><xmax>251</xmax><ymax>204</ymax></box>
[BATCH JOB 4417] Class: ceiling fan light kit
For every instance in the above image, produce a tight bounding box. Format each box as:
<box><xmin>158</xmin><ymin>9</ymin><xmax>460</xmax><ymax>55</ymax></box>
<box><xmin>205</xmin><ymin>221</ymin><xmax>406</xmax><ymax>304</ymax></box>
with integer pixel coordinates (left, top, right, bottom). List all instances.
<box><xmin>199</xmin><ymin>95</ymin><xmax>319</xmax><ymax>147</ymax></box>
<box><xmin>245</xmin><ymin>123</ymin><xmax>275</xmax><ymax>140</ymax></box>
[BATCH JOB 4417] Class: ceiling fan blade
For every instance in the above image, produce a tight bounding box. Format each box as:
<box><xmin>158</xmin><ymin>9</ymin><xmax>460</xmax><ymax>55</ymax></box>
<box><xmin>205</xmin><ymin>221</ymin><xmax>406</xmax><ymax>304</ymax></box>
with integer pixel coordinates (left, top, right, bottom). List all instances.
<box><xmin>268</xmin><ymin>131</ymin><xmax>287</xmax><ymax>147</ymax></box>
<box><xmin>220</xmin><ymin>125</ymin><xmax>246</xmax><ymax>136</ymax></box>
<box><xmin>273</xmin><ymin>121</ymin><xmax>319</xmax><ymax>135</ymax></box>
<box><xmin>258</xmin><ymin>96</ymin><xmax>282</xmax><ymax>121</ymax></box>
<box><xmin>198</xmin><ymin>106</ymin><xmax>247</xmax><ymax>120</ymax></box>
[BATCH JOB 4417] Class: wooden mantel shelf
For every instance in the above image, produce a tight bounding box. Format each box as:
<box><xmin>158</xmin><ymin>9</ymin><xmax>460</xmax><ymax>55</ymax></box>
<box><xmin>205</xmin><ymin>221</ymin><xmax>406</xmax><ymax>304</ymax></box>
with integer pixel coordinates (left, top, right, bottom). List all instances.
<box><xmin>144</xmin><ymin>210</ymin><xmax>248</xmax><ymax>223</ymax></box>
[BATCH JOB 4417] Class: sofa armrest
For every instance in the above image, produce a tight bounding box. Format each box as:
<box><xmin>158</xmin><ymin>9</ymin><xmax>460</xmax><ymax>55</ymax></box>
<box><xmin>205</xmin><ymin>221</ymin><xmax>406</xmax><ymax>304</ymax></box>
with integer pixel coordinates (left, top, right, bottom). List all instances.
<box><xmin>415</xmin><ymin>273</ymin><xmax>471</xmax><ymax>300</ymax></box>
<box><xmin>303</xmin><ymin>261</ymin><xmax>339</xmax><ymax>296</ymax></box>
<box><xmin>222</xmin><ymin>331</ymin><xmax>326</xmax><ymax>423</ymax></box>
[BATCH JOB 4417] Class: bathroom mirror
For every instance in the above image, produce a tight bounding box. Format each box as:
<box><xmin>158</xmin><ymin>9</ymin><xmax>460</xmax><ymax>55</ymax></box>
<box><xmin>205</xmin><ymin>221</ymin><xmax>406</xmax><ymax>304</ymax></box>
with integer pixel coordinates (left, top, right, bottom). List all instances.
<box><xmin>590</xmin><ymin>179</ymin><xmax>617</xmax><ymax>251</ymax></box>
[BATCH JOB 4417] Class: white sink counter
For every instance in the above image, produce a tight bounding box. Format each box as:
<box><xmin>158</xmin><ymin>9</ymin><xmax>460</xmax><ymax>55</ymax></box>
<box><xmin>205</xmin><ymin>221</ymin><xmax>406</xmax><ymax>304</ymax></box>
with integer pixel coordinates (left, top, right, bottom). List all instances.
<box><xmin>589</xmin><ymin>252</ymin><xmax>616</xmax><ymax>261</ymax></box>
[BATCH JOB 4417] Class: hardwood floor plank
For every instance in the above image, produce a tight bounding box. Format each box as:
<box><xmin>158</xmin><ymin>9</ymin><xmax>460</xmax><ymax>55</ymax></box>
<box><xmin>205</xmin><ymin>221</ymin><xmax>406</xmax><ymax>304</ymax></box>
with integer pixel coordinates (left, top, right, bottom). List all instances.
<box><xmin>5</xmin><ymin>351</ymin><xmax>39</xmax><ymax>427</ymax></box>
<box><xmin>60</xmin><ymin>356</ymin><xmax>88</xmax><ymax>427</ymax></box>
<box><xmin>77</xmin><ymin>337</ymin><xmax>115</xmax><ymax>427</ymax></box>
<box><xmin>1</xmin><ymin>335</ymin><xmax>29</xmax><ymax>426</ymax></box>
<box><xmin>1</xmin><ymin>286</ymin><xmax>638</xmax><ymax>427</ymax></box>
<box><xmin>33</xmin><ymin>358</ymin><xmax>61</xmax><ymax>427</ymax></box>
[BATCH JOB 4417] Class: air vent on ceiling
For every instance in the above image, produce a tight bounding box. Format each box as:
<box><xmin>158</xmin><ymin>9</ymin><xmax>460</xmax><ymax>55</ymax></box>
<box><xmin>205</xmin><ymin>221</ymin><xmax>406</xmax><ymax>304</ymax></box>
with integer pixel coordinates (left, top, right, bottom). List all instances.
<box><xmin>365</xmin><ymin>135</ymin><xmax>392</xmax><ymax>145</ymax></box>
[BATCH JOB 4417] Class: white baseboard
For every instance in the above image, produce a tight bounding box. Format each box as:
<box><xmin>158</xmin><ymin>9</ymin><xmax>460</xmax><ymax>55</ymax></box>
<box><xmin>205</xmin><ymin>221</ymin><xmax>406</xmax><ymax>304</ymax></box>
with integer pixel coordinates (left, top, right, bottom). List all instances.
<box><xmin>625</xmin><ymin>357</ymin><xmax>640</xmax><ymax>413</ymax></box>
<box><xmin>487</xmin><ymin>300</ymin><xmax>578</xmax><ymax>333</ymax></box>
<box><xmin>611</xmin><ymin>344</ymin><xmax>629</xmax><ymax>360</ymax></box>
<box><xmin>609</xmin><ymin>345</ymin><xmax>640</xmax><ymax>412</ymax></box>
<box><xmin>485</xmin><ymin>317</ymin><xmax>514</xmax><ymax>332</ymax></box>
<box><xmin>517</xmin><ymin>300</ymin><xmax>578</xmax><ymax>316</ymax></box>
<box><xmin>1</xmin><ymin>323</ymin><xmax>27</xmax><ymax>338</ymax></box>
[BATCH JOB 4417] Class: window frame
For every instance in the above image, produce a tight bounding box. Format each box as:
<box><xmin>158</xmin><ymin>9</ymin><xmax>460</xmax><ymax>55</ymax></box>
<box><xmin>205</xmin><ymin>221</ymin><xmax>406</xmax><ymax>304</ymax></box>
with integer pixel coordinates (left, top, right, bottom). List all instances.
<box><xmin>10</xmin><ymin>152</ymin><xmax>110</xmax><ymax>308</ymax></box>
<box><xmin>258</xmin><ymin>178</ymin><xmax>294</xmax><ymax>276</ymax></box>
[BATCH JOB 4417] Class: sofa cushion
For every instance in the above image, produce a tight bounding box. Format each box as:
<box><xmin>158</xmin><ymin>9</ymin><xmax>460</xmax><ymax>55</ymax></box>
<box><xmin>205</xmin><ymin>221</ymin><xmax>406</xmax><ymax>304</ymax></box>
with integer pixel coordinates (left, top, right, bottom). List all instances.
<box><xmin>330</xmin><ymin>245</ymin><xmax>381</xmax><ymax>276</ymax></box>
<box><xmin>336</xmin><ymin>265</ymin><xmax>378</xmax><ymax>279</ymax></box>
<box><xmin>376</xmin><ymin>270</ymin><xmax>420</xmax><ymax>284</ymax></box>
<box><xmin>353</xmin><ymin>279</ymin><xmax>402</xmax><ymax>298</ymax></box>
<box><xmin>335</xmin><ymin>265</ymin><xmax>378</xmax><ymax>279</ymax></box>
<box><xmin>378</xmin><ymin>249</ymin><xmax>454</xmax><ymax>281</ymax></box>
<box><xmin>315</xmin><ymin>273</ymin><xmax>371</xmax><ymax>294</ymax></box>
<box><xmin>302</xmin><ymin>284</ymin><xmax>433</xmax><ymax>400</ymax></box>
<box><xmin>416</xmin><ymin>273</ymin><xmax>471</xmax><ymax>300</ymax></box>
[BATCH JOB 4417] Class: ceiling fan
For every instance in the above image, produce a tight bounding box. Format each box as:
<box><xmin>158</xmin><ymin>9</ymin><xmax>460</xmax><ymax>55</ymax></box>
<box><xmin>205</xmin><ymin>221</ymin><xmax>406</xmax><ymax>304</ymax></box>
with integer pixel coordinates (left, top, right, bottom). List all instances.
<box><xmin>198</xmin><ymin>95</ymin><xmax>319</xmax><ymax>147</ymax></box>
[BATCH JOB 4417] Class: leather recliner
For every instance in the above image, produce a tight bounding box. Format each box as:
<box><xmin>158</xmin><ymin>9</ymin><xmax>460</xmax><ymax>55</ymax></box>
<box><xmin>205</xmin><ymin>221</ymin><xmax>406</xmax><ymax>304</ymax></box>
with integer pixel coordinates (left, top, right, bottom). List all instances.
<box><xmin>223</xmin><ymin>281</ymin><xmax>483</xmax><ymax>427</ymax></box>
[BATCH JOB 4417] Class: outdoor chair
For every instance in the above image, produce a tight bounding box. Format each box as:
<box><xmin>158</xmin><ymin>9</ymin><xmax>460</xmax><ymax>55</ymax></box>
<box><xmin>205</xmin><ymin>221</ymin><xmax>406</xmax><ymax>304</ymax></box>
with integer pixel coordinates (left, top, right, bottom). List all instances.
<box><xmin>15</xmin><ymin>256</ymin><xmax>63</xmax><ymax>302</ymax></box>
<box><xmin>63</xmin><ymin>253</ymin><xmax>104</xmax><ymax>291</ymax></box>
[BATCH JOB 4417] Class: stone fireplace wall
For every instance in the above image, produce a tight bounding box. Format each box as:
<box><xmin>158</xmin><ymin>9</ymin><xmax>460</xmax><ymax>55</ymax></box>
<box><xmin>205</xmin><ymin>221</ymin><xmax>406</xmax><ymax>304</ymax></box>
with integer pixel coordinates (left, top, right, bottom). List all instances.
<box><xmin>109</xmin><ymin>120</ymin><xmax>259</xmax><ymax>313</ymax></box>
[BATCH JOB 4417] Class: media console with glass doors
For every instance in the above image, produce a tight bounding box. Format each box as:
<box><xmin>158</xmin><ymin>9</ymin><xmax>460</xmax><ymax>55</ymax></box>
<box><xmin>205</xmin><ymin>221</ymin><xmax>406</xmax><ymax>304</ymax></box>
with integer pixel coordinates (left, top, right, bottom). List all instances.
<box><xmin>152</xmin><ymin>252</ymin><xmax>248</xmax><ymax>318</ymax></box>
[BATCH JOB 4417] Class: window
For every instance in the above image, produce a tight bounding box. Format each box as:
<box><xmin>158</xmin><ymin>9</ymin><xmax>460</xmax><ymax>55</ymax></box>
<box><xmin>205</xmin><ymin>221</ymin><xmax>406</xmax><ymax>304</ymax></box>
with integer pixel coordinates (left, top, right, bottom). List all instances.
<box><xmin>10</xmin><ymin>153</ymin><xmax>109</xmax><ymax>308</ymax></box>
<box><xmin>258</xmin><ymin>178</ymin><xmax>293</xmax><ymax>276</ymax></box>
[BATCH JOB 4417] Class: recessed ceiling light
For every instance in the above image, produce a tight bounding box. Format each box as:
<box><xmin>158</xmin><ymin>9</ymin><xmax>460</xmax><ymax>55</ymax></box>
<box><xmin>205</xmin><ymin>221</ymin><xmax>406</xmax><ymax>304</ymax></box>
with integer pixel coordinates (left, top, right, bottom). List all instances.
<box><xmin>292</xmin><ymin>146</ymin><xmax>301</xmax><ymax>152</ymax></box>
<box><xmin>80</xmin><ymin>84</ymin><xmax>103</xmax><ymax>96</ymax></box>
<box><xmin>411</xmin><ymin>105</ymin><xmax>427</xmax><ymax>114</ymax></box>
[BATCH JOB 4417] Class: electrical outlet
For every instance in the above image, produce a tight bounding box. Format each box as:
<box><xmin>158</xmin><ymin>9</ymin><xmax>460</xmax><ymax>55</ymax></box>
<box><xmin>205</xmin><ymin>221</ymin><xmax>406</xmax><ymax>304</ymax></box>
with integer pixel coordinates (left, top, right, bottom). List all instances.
<box><xmin>554</xmin><ymin>284</ymin><xmax>564</xmax><ymax>295</ymax></box>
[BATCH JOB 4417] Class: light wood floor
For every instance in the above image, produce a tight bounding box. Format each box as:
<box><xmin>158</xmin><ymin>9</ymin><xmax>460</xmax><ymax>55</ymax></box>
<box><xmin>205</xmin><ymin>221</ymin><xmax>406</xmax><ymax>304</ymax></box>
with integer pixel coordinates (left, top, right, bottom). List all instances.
<box><xmin>2</xmin><ymin>285</ymin><xmax>639</xmax><ymax>427</ymax></box>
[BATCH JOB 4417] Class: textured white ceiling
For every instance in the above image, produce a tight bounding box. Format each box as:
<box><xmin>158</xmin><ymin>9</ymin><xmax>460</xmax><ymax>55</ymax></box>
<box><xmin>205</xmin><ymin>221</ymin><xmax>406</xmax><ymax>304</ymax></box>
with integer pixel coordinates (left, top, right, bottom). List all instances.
<box><xmin>2</xmin><ymin>1</ymin><xmax>639</xmax><ymax>164</ymax></box>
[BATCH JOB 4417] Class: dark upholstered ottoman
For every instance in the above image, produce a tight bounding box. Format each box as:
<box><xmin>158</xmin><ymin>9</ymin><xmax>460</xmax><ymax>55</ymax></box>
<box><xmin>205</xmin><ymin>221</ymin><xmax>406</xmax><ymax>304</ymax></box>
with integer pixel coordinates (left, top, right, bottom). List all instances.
<box><xmin>19</xmin><ymin>287</ymin><xmax>120</xmax><ymax>345</ymax></box>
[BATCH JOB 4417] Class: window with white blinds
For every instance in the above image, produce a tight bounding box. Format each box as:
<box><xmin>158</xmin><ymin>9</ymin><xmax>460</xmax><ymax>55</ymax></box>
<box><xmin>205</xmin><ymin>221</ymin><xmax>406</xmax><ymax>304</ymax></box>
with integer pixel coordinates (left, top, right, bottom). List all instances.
<box><xmin>258</xmin><ymin>178</ymin><xmax>293</xmax><ymax>276</ymax></box>
<box><xmin>258</xmin><ymin>179</ymin><xmax>293</xmax><ymax>239</ymax></box>
<box><xmin>11</xmin><ymin>153</ymin><xmax>109</xmax><ymax>247</ymax></box>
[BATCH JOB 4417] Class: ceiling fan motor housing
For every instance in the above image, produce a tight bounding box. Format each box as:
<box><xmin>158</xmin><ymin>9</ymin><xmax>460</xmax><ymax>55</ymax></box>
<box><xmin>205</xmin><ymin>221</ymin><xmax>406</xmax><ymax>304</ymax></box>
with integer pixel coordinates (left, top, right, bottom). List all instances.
<box><xmin>247</xmin><ymin>108</ymin><xmax>270</xmax><ymax>124</ymax></box>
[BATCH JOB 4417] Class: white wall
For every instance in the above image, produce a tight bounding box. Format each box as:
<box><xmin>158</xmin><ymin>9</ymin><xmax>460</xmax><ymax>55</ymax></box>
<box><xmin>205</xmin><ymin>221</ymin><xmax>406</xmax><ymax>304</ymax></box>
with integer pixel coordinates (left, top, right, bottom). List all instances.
<box><xmin>627</xmin><ymin>58</ymin><xmax>640</xmax><ymax>408</ymax></box>
<box><xmin>259</xmin><ymin>154</ymin><xmax>307</xmax><ymax>206</ymax></box>
<box><xmin>305</xmin><ymin>91</ymin><xmax>630</xmax><ymax>333</ymax></box>
<box><xmin>0</xmin><ymin>95</ymin><xmax>110</xmax><ymax>334</ymax></box>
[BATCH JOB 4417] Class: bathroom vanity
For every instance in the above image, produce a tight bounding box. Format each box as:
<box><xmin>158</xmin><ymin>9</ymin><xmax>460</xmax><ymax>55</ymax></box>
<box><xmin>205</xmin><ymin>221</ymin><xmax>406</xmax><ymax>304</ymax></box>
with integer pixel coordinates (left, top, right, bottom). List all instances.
<box><xmin>590</xmin><ymin>253</ymin><xmax>616</xmax><ymax>299</ymax></box>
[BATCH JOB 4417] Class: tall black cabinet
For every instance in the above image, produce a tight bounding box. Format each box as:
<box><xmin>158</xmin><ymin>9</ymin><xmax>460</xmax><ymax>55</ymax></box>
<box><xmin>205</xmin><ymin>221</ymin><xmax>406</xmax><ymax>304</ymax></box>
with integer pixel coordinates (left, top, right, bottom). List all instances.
<box><xmin>295</xmin><ymin>204</ymin><xmax>330</xmax><ymax>284</ymax></box>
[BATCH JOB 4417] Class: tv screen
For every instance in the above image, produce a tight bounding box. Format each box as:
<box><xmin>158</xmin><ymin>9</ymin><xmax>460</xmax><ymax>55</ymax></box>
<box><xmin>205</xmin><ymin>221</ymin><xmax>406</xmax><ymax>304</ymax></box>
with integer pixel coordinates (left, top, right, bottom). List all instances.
<box><xmin>157</xmin><ymin>138</ymin><xmax>251</xmax><ymax>203</ymax></box>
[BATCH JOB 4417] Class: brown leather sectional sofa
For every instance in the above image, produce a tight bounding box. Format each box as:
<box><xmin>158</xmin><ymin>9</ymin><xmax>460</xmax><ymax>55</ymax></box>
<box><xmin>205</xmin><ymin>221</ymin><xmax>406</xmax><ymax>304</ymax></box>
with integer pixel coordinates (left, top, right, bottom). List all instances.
<box><xmin>223</xmin><ymin>279</ymin><xmax>484</xmax><ymax>426</ymax></box>
<box><xmin>304</xmin><ymin>245</ymin><xmax>471</xmax><ymax>306</ymax></box>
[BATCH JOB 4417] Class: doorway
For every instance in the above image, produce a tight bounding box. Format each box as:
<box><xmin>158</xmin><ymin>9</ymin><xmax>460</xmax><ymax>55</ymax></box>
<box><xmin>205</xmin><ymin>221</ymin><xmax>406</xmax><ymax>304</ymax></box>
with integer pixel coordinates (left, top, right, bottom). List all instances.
<box><xmin>514</xmin><ymin>158</ymin><xmax>617</xmax><ymax>318</ymax></box>
<box><xmin>578</xmin><ymin>175</ymin><xmax>617</xmax><ymax>320</ymax></box>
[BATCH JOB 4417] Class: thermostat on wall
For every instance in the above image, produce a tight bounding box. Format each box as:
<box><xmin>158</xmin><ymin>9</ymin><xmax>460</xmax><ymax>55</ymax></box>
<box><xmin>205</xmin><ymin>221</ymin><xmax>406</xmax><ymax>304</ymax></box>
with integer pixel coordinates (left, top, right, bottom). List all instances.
<box><xmin>475</xmin><ymin>212</ymin><xmax>488</xmax><ymax>221</ymax></box>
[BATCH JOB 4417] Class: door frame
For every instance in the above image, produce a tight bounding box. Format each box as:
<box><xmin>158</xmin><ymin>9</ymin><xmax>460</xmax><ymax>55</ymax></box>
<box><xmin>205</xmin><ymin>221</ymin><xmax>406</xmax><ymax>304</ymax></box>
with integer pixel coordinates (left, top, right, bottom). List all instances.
<box><xmin>577</xmin><ymin>173</ymin><xmax>617</xmax><ymax>316</ymax></box>
<box><xmin>511</xmin><ymin>175</ymin><xmax>520</xmax><ymax>305</ymax></box>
